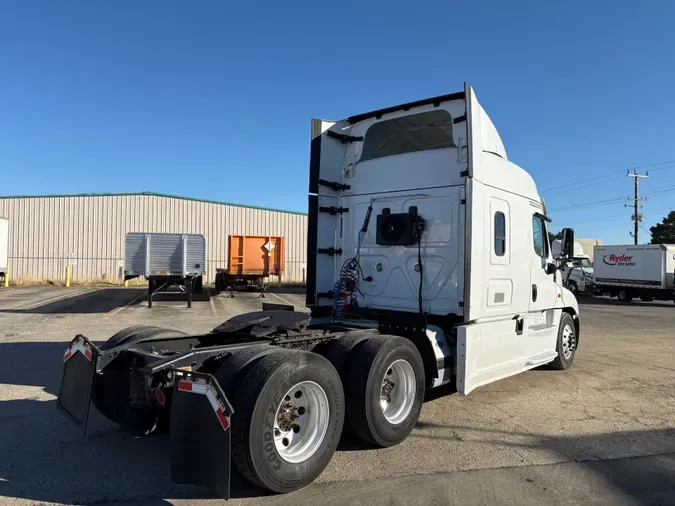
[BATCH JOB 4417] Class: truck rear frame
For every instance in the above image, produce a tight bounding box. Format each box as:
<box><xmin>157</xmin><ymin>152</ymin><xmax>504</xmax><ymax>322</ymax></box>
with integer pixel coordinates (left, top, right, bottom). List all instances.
<box><xmin>57</xmin><ymin>304</ymin><xmax>426</xmax><ymax>498</ymax></box>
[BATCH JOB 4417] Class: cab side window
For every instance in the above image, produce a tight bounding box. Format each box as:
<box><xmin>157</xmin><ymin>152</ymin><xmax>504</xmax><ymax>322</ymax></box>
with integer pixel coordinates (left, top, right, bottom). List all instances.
<box><xmin>532</xmin><ymin>216</ymin><xmax>548</xmax><ymax>258</ymax></box>
<box><xmin>494</xmin><ymin>212</ymin><xmax>506</xmax><ymax>256</ymax></box>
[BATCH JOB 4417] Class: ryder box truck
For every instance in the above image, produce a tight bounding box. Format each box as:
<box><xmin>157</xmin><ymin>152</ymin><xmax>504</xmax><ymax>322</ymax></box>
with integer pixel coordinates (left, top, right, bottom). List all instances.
<box><xmin>593</xmin><ymin>244</ymin><xmax>675</xmax><ymax>302</ymax></box>
<box><xmin>56</xmin><ymin>84</ymin><xmax>580</xmax><ymax>499</ymax></box>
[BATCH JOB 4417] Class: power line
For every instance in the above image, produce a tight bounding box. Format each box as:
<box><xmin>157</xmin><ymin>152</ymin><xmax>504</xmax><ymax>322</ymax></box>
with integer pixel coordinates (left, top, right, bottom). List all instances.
<box><xmin>540</xmin><ymin>158</ymin><xmax>675</xmax><ymax>193</ymax></box>
<box><xmin>548</xmin><ymin>197</ymin><xmax>625</xmax><ymax>212</ymax></box>
<box><xmin>548</xmin><ymin>187</ymin><xmax>675</xmax><ymax>213</ymax></box>
<box><xmin>642</xmin><ymin>185</ymin><xmax>675</xmax><ymax>197</ymax></box>
<box><xmin>628</xmin><ymin>159</ymin><xmax>675</xmax><ymax>171</ymax></box>
<box><xmin>541</xmin><ymin>174</ymin><xmax>624</xmax><ymax>193</ymax></box>
<box><xmin>577</xmin><ymin>208</ymin><xmax>671</xmax><ymax>225</ymax></box>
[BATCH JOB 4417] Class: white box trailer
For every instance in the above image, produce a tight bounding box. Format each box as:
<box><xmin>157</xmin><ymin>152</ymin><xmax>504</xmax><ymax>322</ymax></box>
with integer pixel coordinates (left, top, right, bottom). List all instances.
<box><xmin>57</xmin><ymin>84</ymin><xmax>581</xmax><ymax>499</ymax></box>
<box><xmin>593</xmin><ymin>244</ymin><xmax>675</xmax><ymax>302</ymax></box>
<box><xmin>0</xmin><ymin>217</ymin><xmax>8</xmax><ymax>281</ymax></box>
<box><xmin>124</xmin><ymin>232</ymin><xmax>206</xmax><ymax>307</ymax></box>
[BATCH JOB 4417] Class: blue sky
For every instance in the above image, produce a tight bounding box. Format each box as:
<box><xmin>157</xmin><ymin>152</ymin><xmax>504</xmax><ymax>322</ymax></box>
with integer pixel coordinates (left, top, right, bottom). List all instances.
<box><xmin>1</xmin><ymin>0</ymin><xmax>674</xmax><ymax>244</ymax></box>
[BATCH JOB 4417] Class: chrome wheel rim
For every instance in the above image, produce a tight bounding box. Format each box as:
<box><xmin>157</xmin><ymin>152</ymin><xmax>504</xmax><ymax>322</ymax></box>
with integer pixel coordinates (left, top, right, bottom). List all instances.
<box><xmin>380</xmin><ymin>359</ymin><xmax>416</xmax><ymax>424</ymax></box>
<box><xmin>274</xmin><ymin>381</ymin><xmax>329</xmax><ymax>464</ymax></box>
<box><xmin>561</xmin><ymin>324</ymin><xmax>576</xmax><ymax>360</ymax></box>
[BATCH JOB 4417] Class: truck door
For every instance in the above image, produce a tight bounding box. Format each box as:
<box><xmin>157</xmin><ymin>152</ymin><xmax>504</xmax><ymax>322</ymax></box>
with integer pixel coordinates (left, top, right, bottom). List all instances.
<box><xmin>306</xmin><ymin>118</ymin><xmax>353</xmax><ymax>308</ymax></box>
<box><xmin>527</xmin><ymin>214</ymin><xmax>560</xmax><ymax>357</ymax></box>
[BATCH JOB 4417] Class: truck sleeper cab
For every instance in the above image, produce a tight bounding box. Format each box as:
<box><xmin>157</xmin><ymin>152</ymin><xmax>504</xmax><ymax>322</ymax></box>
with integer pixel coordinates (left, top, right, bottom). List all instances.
<box><xmin>308</xmin><ymin>83</ymin><xmax>580</xmax><ymax>394</ymax></box>
<box><xmin>56</xmin><ymin>84</ymin><xmax>580</xmax><ymax>499</ymax></box>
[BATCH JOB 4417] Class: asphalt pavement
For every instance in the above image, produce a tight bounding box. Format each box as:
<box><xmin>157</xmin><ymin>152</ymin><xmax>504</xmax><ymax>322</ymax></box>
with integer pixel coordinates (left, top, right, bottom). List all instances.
<box><xmin>0</xmin><ymin>286</ymin><xmax>673</xmax><ymax>505</ymax></box>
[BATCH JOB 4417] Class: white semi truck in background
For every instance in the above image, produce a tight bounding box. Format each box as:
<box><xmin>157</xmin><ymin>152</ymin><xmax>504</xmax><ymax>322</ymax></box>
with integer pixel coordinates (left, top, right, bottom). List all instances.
<box><xmin>57</xmin><ymin>84</ymin><xmax>581</xmax><ymax>499</ymax></box>
<box><xmin>552</xmin><ymin>240</ymin><xmax>594</xmax><ymax>296</ymax></box>
<box><xmin>593</xmin><ymin>244</ymin><xmax>675</xmax><ymax>302</ymax></box>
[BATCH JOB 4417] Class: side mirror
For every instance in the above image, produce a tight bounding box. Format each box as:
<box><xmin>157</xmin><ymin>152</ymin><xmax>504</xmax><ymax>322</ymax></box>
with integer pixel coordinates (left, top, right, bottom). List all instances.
<box><xmin>561</xmin><ymin>228</ymin><xmax>575</xmax><ymax>259</ymax></box>
<box><xmin>545</xmin><ymin>262</ymin><xmax>557</xmax><ymax>275</ymax></box>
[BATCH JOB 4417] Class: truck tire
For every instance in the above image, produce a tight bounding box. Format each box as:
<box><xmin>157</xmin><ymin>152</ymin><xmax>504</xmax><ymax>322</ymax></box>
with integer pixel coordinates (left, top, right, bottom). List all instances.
<box><xmin>344</xmin><ymin>336</ymin><xmax>425</xmax><ymax>447</ymax></box>
<box><xmin>306</xmin><ymin>339</ymin><xmax>335</xmax><ymax>356</ymax></box>
<box><xmin>93</xmin><ymin>326</ymin><xmax>187</xmax><ymax>433</ymax></box>
<box><xmin>567</xmin><ymin>281</ymin><xmax>578</xmax><ymax>296</ymax></box>
<box><xmin>214</xmin><ymin>345</ymin><xmax>285</xmax><ymax>398</ymax></box>
<box><xmin>230</xmin><ymin>350</ymin><xmax>344</xmax><ymax>493</ymax></box>
<box><xmin>323</xmin><ymin>332</ymin><xmax>373</xmax><ymax>373</ymax></box>
<box><xmin>550</xmin><ymin>313</ymin><xmax>577</xmax><ymax>370</ymax></box>
<box><xmin>617</xmin><ymin>289</ymin><xmax>633</xmax><ymax>302</ymax></box>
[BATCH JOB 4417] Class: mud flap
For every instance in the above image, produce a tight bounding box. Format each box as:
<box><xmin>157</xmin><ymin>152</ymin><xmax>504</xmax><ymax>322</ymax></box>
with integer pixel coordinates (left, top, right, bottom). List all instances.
<box><xmin>57</xmin><ymin>335</ymin><xmax>99</xmax><ymax>433</ymax></box>
<box><xmin>170</xmin><ymin>371</ymin><xmax>234</xmax><ymax>499</ymax></box>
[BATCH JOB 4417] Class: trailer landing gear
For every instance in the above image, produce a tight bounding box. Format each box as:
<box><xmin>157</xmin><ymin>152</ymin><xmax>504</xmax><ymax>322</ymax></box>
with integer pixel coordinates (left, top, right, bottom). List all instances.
<box><xmin>147</xmin><ymin>276</ymin><xmax>200</xmax><ymax>308</ymax></box>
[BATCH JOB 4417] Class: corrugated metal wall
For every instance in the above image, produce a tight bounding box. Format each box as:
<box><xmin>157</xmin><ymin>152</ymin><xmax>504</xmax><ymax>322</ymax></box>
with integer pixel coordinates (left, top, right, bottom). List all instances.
<box><xmin>0</xmin><ymin>193</ymin><xmax>307</xmax><ymax>283</ymax></box>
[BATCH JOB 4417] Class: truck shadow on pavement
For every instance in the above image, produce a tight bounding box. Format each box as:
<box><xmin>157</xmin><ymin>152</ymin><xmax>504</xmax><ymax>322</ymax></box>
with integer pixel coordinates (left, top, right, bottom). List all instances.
<box><xmin>0</xmin><ymin>339</ymin><xmax>270</xmax><ymax>502</ymax></box>
<box><xmin>1</xmin><ymin>393</ymin><xmax>674</xmax><ymax>504</ymax></box>
<box><xmin>410</xmin><ymin>421</ymin><xmax>675</xmax><ymax>505</ymax></box>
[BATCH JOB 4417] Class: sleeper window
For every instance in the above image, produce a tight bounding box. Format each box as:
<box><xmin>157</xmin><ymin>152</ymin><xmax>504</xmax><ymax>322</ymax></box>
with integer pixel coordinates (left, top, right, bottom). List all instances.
<box><xmin>494</xmin><ymin>212</ymin><xmax>506</xmax><ymax>256</ymax></box>
<box><xmin>359</xmin><ymin>110</ymin><xmax>455</xmax><ymax>162</ymax></box>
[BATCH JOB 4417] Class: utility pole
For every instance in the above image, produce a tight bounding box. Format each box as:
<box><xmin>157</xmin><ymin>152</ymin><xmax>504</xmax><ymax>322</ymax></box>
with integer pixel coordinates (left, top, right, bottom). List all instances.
<box><xmin>626</xmin><ymin>169</ymin><xmax>648</xmax><ymax>244</ymax></box>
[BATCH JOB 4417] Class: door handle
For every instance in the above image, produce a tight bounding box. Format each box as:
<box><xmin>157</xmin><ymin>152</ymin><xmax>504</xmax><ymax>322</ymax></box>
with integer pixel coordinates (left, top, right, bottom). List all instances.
<box><xmin>514</xmin><ymin>316</ymin><xmax>524</xmax><ymax>336</ymax></box>
<box><xmin>532</xmin><ymin>284</ymin><xmax>538</xmax><ymax>302</ymax></box>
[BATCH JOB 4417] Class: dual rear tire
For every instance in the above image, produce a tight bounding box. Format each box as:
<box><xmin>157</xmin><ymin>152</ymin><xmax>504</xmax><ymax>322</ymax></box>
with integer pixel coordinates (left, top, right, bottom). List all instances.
<box><xmin>218</xmin><ymin>333</ymin><xmax>425</xmax><ymax>492</ymax></box>
<box><xmin>336</xmin><ymin>336</ymin><xmax>425</xmax><ymax>447</ymax></box>
<box><xmin>95</xmin><ymin>326</ymin><xmax>425</xmax><ymax>494</ymax></box>
<box><xmin>214</xmin><ymin>347</ymin><xmax>343</xmax><ymax>493</ymax></box>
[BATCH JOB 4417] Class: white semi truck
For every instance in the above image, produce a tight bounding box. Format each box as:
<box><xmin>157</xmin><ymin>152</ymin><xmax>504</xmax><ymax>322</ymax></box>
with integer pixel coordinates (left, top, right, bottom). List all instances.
<box><xmin>552</xmin><ymin>240</ymin><xmax>594</xmax><ymax>295</ymax></box>
<box><xmin>593</xmin><ymin>244</ymin><xmax>675</xmax><ymax>302</ymax></box>
<box><xmin>57</xmin><ymin>84</ymin><xmax>580</xmax><ymax>499</ymax></box>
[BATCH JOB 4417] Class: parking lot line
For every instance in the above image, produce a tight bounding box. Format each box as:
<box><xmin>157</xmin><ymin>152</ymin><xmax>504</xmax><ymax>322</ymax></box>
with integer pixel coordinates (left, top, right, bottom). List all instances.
<box><xmin>106</xmin><ymin>291</ymin><xmax>147</xmax><ymax>318</ymax></box>
<box><xmin>16</xmin><ymin>288</ymin><xmax>98</xmax><ymax>311</ymax></box>
<box><xmin>268</xmin><ymin>292</ymin><xmax>297</xmax><ymax>307</ymax></box>
<box><xmin>209</xmin><ymin>295</ymin><xmax>218</xmax><ymax>317</ymax></box>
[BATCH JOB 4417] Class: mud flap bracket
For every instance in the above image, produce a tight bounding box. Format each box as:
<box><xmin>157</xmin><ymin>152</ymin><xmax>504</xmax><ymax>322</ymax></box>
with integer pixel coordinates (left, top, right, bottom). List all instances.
<box><xmin>57</xmin><ymin>335</ymin><xmax>99</xmax><ymax>433</ymax></box>
<box><xmin>170</xmin><ymin>370</ymin><xmax>234</xmax><ymax>499</ymax></box>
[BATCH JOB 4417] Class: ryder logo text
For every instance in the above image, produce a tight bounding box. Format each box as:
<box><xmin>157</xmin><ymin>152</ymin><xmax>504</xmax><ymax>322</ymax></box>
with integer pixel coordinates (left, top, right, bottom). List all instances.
<box><xmin>602</xmin><ymin>254</ymin><xmax>635</xmax><ymax>266</ymax></box>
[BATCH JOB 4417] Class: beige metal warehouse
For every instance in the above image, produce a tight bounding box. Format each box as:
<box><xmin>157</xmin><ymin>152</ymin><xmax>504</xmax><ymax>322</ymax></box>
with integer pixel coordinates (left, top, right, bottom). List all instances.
<box><xmin>0</xmin><ymin>192</ymin><xmax>308</xmax><ymax>284</ymax></box>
